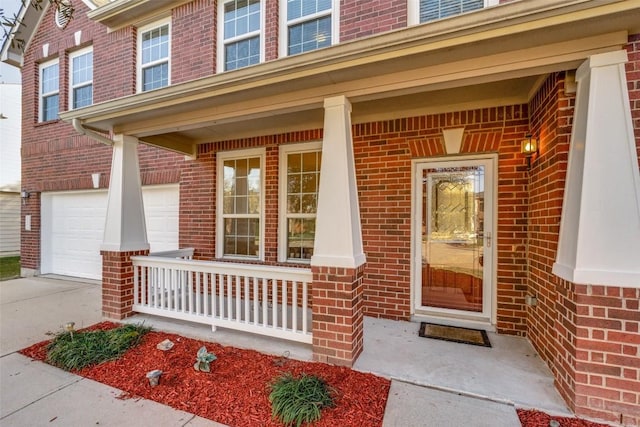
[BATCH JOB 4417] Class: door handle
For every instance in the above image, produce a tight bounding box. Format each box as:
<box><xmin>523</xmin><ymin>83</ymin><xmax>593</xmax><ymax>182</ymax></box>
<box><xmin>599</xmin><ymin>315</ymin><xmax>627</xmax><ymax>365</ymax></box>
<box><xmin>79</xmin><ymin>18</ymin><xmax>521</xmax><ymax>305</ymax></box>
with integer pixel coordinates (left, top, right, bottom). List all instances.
<box><xmin>485</xmin><ymin>232</ymin><xmax>492</xmax><ymax>248</ymax></box>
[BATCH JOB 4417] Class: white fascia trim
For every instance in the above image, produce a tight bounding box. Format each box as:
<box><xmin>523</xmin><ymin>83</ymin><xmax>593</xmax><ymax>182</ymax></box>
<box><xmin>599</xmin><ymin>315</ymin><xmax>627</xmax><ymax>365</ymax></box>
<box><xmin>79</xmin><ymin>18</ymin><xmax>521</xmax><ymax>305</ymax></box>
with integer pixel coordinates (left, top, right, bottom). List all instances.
<box><xmin>408</xmin><ymin>0</ymin><xmax>500</xmax><ymax>26</ymax></box>
<box><xmin>216</xmin><ymin>147</ymin><xmax>266</xmax><ymax>260</ymax></box>
<box><xmin>80</xmin><ymin>0</ymin><xmax>99</xmax><ymax>11</ymax></box>
<box><xmin>277</xmin><ymin>141</ymin><xmax>323</xmax><ymax>263</ymax></box>
<box><xmin>136</xmin><ymin>17</ymin><xmax>172</xmax><ymax>93</ymax></box>
<box><xmin>0</xmin><ymin>1</ymin><xmax>48</xmax><ymax>67</ymax></box>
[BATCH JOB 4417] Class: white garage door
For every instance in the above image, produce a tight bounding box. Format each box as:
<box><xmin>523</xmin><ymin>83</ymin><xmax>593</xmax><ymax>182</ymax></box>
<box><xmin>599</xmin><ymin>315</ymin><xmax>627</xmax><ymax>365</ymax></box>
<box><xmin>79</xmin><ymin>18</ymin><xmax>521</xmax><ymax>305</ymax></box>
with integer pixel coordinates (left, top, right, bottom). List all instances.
<box><xmin>41</xmin><ymin>185</ymin><xmax>179</xmax><ymax>280</ymax></box>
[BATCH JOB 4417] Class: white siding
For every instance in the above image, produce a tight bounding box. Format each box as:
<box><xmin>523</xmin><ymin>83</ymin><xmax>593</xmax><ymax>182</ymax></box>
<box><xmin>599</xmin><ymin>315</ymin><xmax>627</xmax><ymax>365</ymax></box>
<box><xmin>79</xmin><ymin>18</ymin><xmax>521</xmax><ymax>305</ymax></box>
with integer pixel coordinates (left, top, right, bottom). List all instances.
<box><xmin>0</xmin><ymin>84</ymin><xmax>22</xmax><ymax>192</ymax></box>
<box><xmin>0</xmin><ymin>192</ymin><xmax>21</xmax><ymax>256</ymax></box>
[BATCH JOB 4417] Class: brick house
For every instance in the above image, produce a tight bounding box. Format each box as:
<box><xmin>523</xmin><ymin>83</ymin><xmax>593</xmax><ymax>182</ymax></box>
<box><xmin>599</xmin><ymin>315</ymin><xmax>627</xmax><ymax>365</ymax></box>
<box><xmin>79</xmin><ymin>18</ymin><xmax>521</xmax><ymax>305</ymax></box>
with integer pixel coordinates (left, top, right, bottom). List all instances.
<box><xmin>2</xmin><ymin>0</ymin><xmax>639</xmax><ymax>424</ymax></box>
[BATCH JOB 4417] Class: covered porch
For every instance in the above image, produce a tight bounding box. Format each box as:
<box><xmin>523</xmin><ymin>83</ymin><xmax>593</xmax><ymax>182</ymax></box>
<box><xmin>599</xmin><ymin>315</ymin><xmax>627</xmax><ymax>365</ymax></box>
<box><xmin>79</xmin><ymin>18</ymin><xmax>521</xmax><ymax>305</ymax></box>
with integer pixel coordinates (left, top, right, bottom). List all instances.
<box><xmin>122</xmin><ymin>312</ymin><xmax>570</xmax><ymax>416</ymax></box>
<box><xmin>58</xmin><ymin>1</ymin><xmax>640</xmax><ymax>422</ymax></box>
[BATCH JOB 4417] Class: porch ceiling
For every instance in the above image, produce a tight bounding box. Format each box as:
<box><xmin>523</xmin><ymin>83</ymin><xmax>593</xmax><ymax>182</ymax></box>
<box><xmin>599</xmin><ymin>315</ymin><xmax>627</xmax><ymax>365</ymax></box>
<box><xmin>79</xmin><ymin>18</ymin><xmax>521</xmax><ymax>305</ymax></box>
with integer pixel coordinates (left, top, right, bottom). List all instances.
<box><xmin>58</xmin><ymin>0</ymin><xmax>640</xmax><ymax>155</ymax></box>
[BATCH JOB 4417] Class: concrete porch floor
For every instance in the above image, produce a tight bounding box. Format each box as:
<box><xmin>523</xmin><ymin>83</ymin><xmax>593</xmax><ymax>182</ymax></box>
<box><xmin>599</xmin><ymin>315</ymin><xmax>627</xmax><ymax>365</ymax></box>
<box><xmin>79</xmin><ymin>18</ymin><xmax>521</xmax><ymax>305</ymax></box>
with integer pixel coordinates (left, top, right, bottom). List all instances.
<box><xmin>355</xmin><ymin>317</ymin><xmax>570</xmax><ymax>415</ymax></box>
<box><xmin>125</xmin><ymin>313</ymin><xmax>570</xmax><ymax>416</ymax></box>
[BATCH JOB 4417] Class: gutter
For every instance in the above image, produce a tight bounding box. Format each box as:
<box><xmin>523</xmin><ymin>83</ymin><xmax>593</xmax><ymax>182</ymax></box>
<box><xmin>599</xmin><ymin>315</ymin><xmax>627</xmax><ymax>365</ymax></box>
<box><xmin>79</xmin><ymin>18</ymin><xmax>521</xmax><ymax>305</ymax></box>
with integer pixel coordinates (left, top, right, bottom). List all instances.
<box><xmin>72</xmin><ymin>118</ymin><xmax>114</xmax><ymax>146</ymax></box>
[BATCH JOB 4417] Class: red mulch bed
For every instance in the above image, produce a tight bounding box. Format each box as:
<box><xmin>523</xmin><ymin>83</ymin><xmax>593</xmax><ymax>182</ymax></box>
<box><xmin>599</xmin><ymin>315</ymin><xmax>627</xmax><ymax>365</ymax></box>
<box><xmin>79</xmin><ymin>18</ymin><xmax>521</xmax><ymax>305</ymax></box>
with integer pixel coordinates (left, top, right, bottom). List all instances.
<box><xmin>20</xmin><ymin>322</ymin><xmax>613</xmax><ymax>427</ymax></box>
<box><xmin>20</xmin><ymin>322</ymin><xmax>390</xmax><ymax>427</ymax></box>
<box><xmin>517</xmin><ymin>409</ymin><xmax>610</xmax><ymax>427</ymax></box>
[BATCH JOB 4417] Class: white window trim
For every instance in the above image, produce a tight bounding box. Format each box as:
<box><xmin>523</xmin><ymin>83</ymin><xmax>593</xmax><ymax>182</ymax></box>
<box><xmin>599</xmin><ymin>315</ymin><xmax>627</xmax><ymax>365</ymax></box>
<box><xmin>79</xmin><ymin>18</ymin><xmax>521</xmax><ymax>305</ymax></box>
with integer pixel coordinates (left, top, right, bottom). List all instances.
<box><xmin>278</xmin><ymin>0</ymin><xmax>340</xmax><ymax>58</ymax></box>
<box><xmin>217</xmin><ymin>0</ymin><xmax>265</xmax><ymax>73</ymax></box>
<box><xmin>216</xmin><ymin>147</ymin><xmax>266</xmax><ymax>260</ymax></box>
<box><xmin>137</xmin><ymin>17</ymin><xmax>171</xmax><ymax>92</ymax></box>
<box><xmin>68</xmin><ymin>46</ymin><xmax>93</xmax><ymax>110</ymax></box>
<box><xmin>407</xmin><ymin>0</ymin><xmax>500</xmax><ymax>26</ymax></box>
<box><xmin>278</xmin><ymin>141</ymin><xmax>322</xmax><ymax>263</ymax></box>
<box><xmin>39</xmin><ymin>58</ymin><xmax>59</xmax><ymax>122</ymax></box>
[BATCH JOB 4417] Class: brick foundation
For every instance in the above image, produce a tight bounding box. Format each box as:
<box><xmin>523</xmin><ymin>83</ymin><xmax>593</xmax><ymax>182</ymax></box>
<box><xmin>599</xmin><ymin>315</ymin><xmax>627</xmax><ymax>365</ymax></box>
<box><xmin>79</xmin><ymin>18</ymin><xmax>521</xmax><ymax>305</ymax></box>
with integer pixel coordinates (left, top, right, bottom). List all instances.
<box><xmin>101</xmin><ymin>249</ymin><xmax>149</xmax><ymax>320</ymax></box>
<box><xmin>573</xmin><ymin>285</ymin><xmax>640</xmax><ymax>426</ymax></box>
<box><xmin>311</xmin><ymin>265</ymin><xmax>365</xmax><ymax>367</ymax></box>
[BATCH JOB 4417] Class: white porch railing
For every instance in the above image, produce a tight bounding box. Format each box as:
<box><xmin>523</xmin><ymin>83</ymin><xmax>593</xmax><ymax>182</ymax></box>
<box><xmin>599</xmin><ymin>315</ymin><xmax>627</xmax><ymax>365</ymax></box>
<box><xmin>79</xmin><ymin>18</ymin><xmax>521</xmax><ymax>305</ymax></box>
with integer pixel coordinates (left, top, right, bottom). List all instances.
<box><xmin>149</xmin><ymin>248</ymin><xmax>195</xmax><ymax>259</ymax></box>
<box><xmin>131</xmin><ymin>253</ymin><xmax>313</xmax><ymax>344</ymax></box>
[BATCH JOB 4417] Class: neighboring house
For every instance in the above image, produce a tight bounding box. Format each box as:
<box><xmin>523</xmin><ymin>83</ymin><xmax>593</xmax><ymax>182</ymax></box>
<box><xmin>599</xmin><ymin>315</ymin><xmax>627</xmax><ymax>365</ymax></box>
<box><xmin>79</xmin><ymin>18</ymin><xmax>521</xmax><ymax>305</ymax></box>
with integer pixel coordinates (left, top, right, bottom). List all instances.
<box><xmin>2</xmin><ymin>0</ymin><xmax>639</xmax><ymax>424</ymax></box>
<box><xmin>0</xmin><ymin>83</ymin><xmax>21</xmax><ymax>257</ymax></box>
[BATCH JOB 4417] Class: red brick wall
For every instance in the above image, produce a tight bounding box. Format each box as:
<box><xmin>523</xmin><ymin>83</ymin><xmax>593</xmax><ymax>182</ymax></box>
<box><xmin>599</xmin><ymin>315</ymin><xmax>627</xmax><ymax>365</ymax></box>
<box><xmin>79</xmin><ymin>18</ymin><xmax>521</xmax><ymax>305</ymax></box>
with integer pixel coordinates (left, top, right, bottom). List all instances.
<box><xmin>20</xmin><ymin>4</ymin><xmax>186</xmax><ymax>272</ymax></box>
<box><xmin>353</xmin><ymin>107</ymin><xmax>529</xmax><ymax>334</ymax></box>
<box><xmin>181</xmin><ymin>113</ymin><xmax>530</xmax><ymax>334</ymax></box>
<box><xmin>574</xmin><ymin>286</ymin><xmax>640</xmax><ymax>425</ymax></box>
<box><xmin>567</xmin><ymin>34</ymin><xmax>640</xmax><ymax>427</ymax></box>
<box><xmin>172</xmin><ymin>0</ymin><xmax>216</xmax><ymax>84</ymax></box>
<box><xmin>311</xmin><ymin>264</ymin><xmax>365</xmax><ymax>366</ymax></box>
<box><xmin>526</xmin><ymin>35</ymin><xmax>640</xmax><ymax>425</ymax></box>
<box><xmin>101</xmin><ymin>249</ymin><xmax>149</xmax><ymax>319</ymax></box>
<box><xmin>265</xmin><ymin>0</ymin><xmax>279</xmax><ymax>61</ymax></box>
<box><xmin>526</xmin><ymin>71</ymin><xmax>574</xmax><ymax>390</ymax></box>
<box><xmin>340</xmin><ymin>0</ymin><xmax>407</xmax><ymax>42</ymax></box>
<box><xmin>94</xmin><ymin>27</ymin><xmax>135</xmax><ymax>103</ymax></box>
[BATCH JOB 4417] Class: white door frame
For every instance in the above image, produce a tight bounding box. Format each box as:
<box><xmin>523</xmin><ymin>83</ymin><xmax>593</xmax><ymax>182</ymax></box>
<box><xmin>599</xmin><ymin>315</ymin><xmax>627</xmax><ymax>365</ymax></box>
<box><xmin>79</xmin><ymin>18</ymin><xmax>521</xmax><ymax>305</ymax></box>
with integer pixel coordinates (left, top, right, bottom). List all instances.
<box><xmin>411</xmin><ymin>153</ymin><xmax>498</xmax><ymax>330</ymax></box>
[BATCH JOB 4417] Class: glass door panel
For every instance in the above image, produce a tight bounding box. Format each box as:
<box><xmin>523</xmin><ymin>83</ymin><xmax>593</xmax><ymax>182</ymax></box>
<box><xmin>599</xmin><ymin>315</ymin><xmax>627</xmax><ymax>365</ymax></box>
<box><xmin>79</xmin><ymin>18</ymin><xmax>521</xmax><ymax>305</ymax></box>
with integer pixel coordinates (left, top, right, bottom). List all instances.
<box><xmin>420</xmin><ymin>161</ymin><xmax>490</xmax><ymax>314</ymax></box>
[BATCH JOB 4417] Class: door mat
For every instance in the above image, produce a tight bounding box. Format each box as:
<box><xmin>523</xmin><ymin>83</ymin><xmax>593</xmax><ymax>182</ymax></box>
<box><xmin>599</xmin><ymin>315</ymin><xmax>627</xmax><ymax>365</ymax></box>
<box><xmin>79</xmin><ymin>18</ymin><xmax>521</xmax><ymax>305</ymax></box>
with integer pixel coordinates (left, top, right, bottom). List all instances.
<box><xmin>418</xmin><ymin>322</ymin><xmax>491</xmax><ymax>347</ymax></box>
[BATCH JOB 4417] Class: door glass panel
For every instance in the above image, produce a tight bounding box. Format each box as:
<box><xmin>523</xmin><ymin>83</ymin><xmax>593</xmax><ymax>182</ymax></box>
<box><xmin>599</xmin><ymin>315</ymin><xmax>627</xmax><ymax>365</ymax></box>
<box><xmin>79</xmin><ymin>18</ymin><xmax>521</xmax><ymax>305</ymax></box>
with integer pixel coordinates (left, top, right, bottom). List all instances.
<box><xmin>421</xmin><ymin>166</ymin><xmax>484</xmax><ymax>312</ymax></box>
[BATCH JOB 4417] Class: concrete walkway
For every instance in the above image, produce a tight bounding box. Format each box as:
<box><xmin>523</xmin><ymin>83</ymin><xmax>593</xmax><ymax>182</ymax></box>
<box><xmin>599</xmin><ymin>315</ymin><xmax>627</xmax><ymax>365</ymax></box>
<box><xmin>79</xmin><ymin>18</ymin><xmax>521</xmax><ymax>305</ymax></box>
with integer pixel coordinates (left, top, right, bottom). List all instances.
<box><xmin>0</xmin><ymin>276</ymin><xmax>529</xmax><ymax>426</ymax></box>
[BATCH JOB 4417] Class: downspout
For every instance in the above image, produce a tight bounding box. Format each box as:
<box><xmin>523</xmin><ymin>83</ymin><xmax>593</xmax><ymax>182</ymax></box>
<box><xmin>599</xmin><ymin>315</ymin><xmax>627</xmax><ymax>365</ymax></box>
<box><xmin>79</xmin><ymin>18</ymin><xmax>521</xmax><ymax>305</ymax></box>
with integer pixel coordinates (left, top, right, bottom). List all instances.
<box><xmin>72</xmin><ymin>118</ymin><xmax>114</xmax><ymax>146</ymax></box>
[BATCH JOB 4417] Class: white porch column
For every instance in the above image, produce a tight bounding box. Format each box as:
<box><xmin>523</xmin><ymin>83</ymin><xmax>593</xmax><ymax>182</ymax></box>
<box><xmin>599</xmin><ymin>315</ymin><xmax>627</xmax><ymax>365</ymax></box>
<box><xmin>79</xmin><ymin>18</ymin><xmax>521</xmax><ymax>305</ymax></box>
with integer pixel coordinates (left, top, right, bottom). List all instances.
<box><xmin>553</xmin><ymin>50</ymin><xmax>640</xmax><ymax>287</ymax></box>
<box><xmin>311</xmin><ymin>95</ymin><xmax>365</xmax><ymax>268</ymax></box>
<box><xmin>101</xmin><ymin>134</ymin><xmax>149</xmax><ymax>252</ymax></box>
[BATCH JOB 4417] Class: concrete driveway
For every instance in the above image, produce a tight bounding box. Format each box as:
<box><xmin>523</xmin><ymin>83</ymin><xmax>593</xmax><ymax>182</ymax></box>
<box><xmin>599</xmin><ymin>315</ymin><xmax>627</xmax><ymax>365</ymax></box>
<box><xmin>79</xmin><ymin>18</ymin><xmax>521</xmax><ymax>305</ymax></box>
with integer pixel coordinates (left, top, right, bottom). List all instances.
<box><xmin>0</xmin><ymin>277</ymin><xmax>102</xmax><ymax>357</ymax></box>
<box><xmin>0</xmin><ymin>276</ymin><xmax>223</xmax><ymax>426</ymax></box>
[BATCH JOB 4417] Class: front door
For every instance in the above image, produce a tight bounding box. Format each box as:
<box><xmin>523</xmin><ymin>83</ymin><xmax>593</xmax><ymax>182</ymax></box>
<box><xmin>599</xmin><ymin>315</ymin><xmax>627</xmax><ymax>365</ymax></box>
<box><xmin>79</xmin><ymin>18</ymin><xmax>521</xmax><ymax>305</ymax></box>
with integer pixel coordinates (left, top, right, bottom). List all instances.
<box><xmin>414</xmin><ymin>156</ymin><xmax>495</xmax><ymax>323</ymax></box>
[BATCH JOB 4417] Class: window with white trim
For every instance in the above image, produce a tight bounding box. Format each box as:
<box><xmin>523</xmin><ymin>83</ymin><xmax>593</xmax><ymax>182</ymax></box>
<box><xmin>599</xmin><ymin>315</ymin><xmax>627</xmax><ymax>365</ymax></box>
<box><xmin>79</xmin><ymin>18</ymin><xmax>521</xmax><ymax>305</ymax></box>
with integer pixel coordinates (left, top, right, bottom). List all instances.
<box><xmin>218</xmin><ymin>0</ymin><xmax>263</xmax><ymax>72</ymax></box>
<box><xmin>279</xmin><ymin>142</ymin><xmax>322</xmax><ymax>263</ymax></box>
<box><xmin>138</xmin><ymin>18</ymin><xmax>170</xmax><ymax>92</ymax></box>
<box><xmin>408</xmin><ymin>0</ymin><xmax>500</xmax><ymax>25</ymax></box>
<box><xmin>39</xmin><ymin>59</ymin><xmax>59</xmax><ymax>122</ymax></box>
<box><xmin>280</xmin><ymin>0</ymin><xmax>338</xmax><ymax>57</ymax></box>
<box><xmin>217</xmin><ymin>148</ymin><xmax>265</xmax><ymax>259</ymax></box>
<box><xmin>69</xmin><ymin>47</ymin><xmax>93</xmax><ymax>109</ymax></box>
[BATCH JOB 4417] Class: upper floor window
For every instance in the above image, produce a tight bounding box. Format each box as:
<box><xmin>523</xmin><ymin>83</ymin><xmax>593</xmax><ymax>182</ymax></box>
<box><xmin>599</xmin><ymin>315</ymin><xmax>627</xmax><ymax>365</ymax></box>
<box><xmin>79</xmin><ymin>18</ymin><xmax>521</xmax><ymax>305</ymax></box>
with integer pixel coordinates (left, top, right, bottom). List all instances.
<box><xmin>218</xmin><ymin>0</ymin><xmax>263</xmax><ymax>72</ymax></box>
<box><xmin>69</xmin><ymin>47</ymin><xmax>93</xmax><ymax>109</ymax></box>
<box><xmin>280</xmin><ymin>0</ymin><xmax>338</xmax><ymax>57</ymax></box>
<box><xmin>408</xmin><ymin>0</ymin><xmax>500</xmax><ymax>25</ymax></box>
<box><xmin>279</xmin><ymin>142</ymin><xmax>322</xmax><ymax>263</ymax></box>
<box><xmin>39</xmin><ymin>59</ymin><xmax>59</xmax><ymax>122</ymax></box>
<box><xmin>138</xmin><ymin>18</ymin><xmax>170</xmax><ymax>92</ymax></box>
<box><xmin>217</xmin><ymin>148</ymin><xmax>265</xmax><ymax>260</ymax></box>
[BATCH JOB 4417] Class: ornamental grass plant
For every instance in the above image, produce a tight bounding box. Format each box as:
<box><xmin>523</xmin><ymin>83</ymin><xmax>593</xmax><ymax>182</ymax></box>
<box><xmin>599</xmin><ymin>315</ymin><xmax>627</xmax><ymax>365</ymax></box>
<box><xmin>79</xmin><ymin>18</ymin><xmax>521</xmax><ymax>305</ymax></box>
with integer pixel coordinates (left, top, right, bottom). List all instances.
<box><xmin>46</xmin><ymin>323</ymin><xmax>150</xmax><ymax>371</ymax></box>
<box><xmin>269</xmin><ymin>372</ymin><xmax>335</xmax><ymax>427</ymax></box>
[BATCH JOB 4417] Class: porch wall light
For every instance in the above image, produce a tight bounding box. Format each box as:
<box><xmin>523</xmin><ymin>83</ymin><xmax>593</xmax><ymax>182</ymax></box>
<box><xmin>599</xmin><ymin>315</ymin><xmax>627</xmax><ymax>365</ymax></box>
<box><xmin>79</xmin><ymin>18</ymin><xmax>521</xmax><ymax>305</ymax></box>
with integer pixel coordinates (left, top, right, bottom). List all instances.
<box><xmin>21</xmin><ymin>190</ymin><xmax>30</xmax><ymax>206</ymax></box>
<box><xmin>521</xmin><ymin>133</ymin><xmax>539</xmax><ymax>170</ymax></box>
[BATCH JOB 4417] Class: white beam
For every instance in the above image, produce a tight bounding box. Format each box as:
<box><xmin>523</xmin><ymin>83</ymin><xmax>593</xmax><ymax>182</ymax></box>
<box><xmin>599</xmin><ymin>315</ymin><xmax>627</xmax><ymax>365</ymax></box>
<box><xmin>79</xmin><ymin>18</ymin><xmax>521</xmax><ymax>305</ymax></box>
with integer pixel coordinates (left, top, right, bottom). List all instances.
<box><xmin>311</xmin><ymin>96</ymin><xmax>366</xmax><ymax>269</ymax></box>
<box><xmin>553</xmin><ymin>50</ymin><xmax>640</xmax><ymax>287</ymax></box>
<box><xmin>101</xmin><ymin>135</ymin><xmax>150</xmax><ymax>252</ymax></box>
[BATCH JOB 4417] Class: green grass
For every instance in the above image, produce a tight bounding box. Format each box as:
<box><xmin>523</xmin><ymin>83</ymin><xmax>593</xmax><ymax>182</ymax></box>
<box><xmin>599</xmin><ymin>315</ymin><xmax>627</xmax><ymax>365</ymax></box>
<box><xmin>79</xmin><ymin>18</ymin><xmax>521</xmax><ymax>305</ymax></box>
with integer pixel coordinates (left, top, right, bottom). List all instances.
<box><xmin>46</xmin><ymin>323</ymin><xmax>151</xmax><ymax>371</ymax></box>
<box><xmin>269</xmin><ymin>373</ymin><xmax>335</xmax><ymax>427</ymax></box>
<box><xmin>0</xmin><ymin>256</ymin><xmax>20</xmax><ymax>281</ymax></box>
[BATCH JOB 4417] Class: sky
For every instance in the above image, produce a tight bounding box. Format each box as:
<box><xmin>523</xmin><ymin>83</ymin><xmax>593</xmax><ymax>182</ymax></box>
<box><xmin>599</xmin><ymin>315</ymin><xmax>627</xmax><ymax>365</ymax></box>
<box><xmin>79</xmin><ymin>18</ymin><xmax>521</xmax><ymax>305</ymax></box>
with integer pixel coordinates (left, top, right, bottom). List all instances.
<box><xmin>0</xmin><ymin>0</ymin><xmax>23</xmax><ymax>84</ymax></box>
